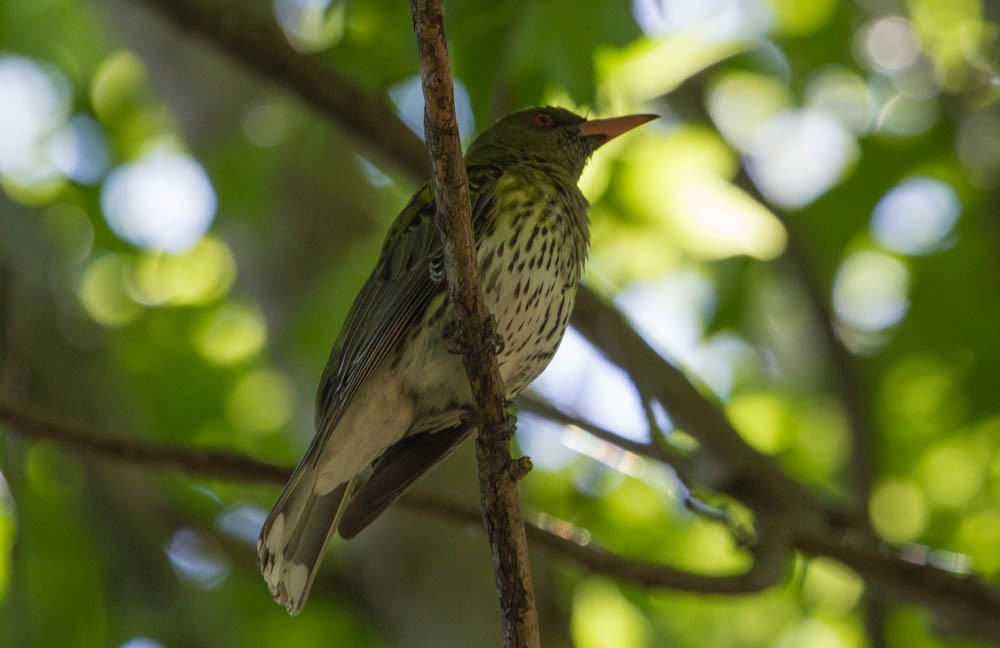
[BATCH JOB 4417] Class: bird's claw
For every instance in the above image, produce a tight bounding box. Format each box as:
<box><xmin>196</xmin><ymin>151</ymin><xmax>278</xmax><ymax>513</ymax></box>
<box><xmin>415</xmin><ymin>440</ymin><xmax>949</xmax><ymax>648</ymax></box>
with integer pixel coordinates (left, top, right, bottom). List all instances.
<box><xmin>507</xmin><ymin>456</ymin><xmax>533</xmax><ymax>481</ymax></box>
<box><xmin>443</xmin><ymin>315</ymin><xmax>506</xmax><ymax>356</ymax></box>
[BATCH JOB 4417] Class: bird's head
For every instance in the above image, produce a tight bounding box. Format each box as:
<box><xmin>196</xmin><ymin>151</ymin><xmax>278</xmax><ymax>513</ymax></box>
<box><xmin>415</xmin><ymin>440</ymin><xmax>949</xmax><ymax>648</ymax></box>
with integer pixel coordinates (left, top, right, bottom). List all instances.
<box><xmin>465</xmin><ymin>106</ymin><xmax>657</xmax><ymax>180</ymax></box>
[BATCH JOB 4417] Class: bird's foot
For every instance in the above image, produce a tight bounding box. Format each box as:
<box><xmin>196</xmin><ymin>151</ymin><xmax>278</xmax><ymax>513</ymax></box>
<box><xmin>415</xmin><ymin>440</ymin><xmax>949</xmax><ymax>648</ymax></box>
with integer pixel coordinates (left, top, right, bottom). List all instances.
<box><xmin>507</xmin><ymin>455</ymin><xmax>533</xmax><ymax>481</ymax></box>
<box><xmin>443</xmin><ymin>315</ymin><xmax>505</xmax><ymax>356</ymax></box>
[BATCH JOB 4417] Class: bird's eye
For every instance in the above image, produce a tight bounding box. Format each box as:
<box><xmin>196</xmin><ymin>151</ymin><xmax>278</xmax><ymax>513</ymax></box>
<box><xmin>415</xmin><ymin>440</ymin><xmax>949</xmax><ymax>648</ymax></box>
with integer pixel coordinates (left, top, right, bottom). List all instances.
<box><xmin>533</xmin><ymin>112</ymin><xmax>555</xmax><ymax>128</ymax></box>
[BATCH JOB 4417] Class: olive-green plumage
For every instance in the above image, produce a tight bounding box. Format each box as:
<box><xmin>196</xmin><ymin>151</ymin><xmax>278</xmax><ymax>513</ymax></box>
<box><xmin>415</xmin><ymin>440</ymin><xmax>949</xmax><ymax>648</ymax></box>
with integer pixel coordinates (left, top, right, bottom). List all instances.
<box><xmin>258</xmin><ymin>106</ymin><xmax>655</xmax><ymax>614</ymax></box>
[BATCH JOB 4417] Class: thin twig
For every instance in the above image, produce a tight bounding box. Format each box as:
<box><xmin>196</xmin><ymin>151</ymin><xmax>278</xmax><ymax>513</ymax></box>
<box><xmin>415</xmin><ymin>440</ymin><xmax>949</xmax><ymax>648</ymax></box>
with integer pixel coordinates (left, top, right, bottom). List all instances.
<box><xmin>516</xmin><ymin>394</ymin><xmax>732</xmax><ymax>528</ymax></box>
<box><xmin>410</xmin><ymin>1</ymin><xmax>539</xmax><ymax>645</ymax></box>
<box><xmin>400</xmin><ymin>494</ymin><xmax>788</xmax><ymax>593</ymax></box>
<box><xmin>516</xmin><ymin>394</ymin><xmax>672</xmax><ymax>463</ymax></box>
<box><xmin>571</xmin><ymin>289</ymin><xmax>833</xmax><ymax>524</ymax></box>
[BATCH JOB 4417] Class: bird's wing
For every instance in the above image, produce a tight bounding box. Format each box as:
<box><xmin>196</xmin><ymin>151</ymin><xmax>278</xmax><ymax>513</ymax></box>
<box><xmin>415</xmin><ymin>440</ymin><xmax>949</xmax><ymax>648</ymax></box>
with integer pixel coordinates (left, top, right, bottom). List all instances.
<box><xmin>310</xmin><ymin>163</ymin><xmax>503</xmax><ymax>455</ymax></box>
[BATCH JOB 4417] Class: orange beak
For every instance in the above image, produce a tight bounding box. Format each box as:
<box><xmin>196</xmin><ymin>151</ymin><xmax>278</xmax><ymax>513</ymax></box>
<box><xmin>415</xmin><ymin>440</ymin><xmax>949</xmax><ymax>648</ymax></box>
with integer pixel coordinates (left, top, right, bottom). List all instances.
<box><xmin>577</xmin><ymin>113</ymin><xmax>658</xmax><ymax>146</ymax></box>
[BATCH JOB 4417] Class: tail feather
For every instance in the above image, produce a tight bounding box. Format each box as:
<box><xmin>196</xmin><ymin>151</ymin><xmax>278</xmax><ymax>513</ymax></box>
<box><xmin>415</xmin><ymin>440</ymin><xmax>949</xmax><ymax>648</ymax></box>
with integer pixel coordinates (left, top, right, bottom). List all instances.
<box><xmin>339</xmin><ymin>423</ymin><xmax>470</xmax><ymax>538</ymax></box>
<box><xmin>257</xmin><ymin>465</ymin><xmax>355</xmax><ymax>615</ymax></box>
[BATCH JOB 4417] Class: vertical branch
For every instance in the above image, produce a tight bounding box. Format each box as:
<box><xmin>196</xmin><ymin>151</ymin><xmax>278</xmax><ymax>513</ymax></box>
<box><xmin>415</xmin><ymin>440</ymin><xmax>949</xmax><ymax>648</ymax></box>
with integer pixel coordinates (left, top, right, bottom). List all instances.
<box><xmin>409</xmin><ymin>1</ymin><xmax>540</xmax><ymax>646</ymax></box>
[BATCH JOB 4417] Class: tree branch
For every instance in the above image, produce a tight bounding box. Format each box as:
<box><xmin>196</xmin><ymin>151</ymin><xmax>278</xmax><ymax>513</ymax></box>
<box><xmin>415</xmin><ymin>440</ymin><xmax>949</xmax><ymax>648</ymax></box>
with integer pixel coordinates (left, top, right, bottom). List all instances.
<box><xmin>570</xmin><ymin>289</ymin><xmax>843</xmax><ymax>528</ymax></box>
<box><xmin>0</xmin><ymin>401</ymin><xmax>776</xmax><ymax>592</ymax></box>
<box><xmin>134</xmin><ymin>0</ymin><xmax>430</xmax><ymax>179</ymax></box>
<box><xmin>409</xmin><ymin>1</ymin><xmax>538</xmax><ymax>645</ymax></box>
<box><xmin>401</xmin><ymin>494</ymin><xmax>788</xmax><ymax>594</ymax></box>
<box><xmin>0</xmin><ymin>402</ymin><xmax>289</xmax><ymax>483</ymax></box>
<box><xmin>5</xmin><ymin>401</ymin><xmax>1000</xmax><ymax>640</ymax></box>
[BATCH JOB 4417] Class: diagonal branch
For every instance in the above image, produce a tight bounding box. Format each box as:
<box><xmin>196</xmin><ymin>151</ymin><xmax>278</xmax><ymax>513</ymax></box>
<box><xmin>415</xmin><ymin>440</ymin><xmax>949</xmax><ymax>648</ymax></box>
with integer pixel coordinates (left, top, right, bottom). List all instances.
<box><xmin>135</xmin><ymin>0</ymin><xmax>430</xmax><ymax>179</ymax></box>
<box><xmin>409</xmin><ymin>1</ymin><xmax>538</xmax><ymax>646</ymax></box>
<box><xmin>570</xmin><ymin>289</ymin><xmax>840</xmax><ymax>527</ymax></box>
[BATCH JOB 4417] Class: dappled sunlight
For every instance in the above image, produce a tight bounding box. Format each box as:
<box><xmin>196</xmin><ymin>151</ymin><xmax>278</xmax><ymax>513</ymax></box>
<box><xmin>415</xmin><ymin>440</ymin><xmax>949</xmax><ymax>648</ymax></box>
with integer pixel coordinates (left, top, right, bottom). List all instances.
<box><xmin>957</xmin><ymin>111</ymin><xmax>1000</xmax><ymax>185</ymax></box>
<box><xmin>0</xmin><ymin>470</ymin><xmax>13</xmax><ymax>602</ymax></box>
<box><xmin>673</xmin><ymin>173</ymin><xmax>786</xmax><ymax>260</ymax></box>
<box><xmin>746</xmin><ymin>109</ymin><xmax>859</xmax><ymax>209</ymax></box>
<box><xmin>907</xmin><ymin>0</ymin><xmax>994</xmax><ymax>87</ymax></box>
<box><xmin>616</xmin><ymin>272</ymin><xmax>712</xmax><ymax>366</ymax></box>
<box><xmin>804</xmin><ymin>67</ymin><xmax>873</xmax><ymax>135</ymax></box>
<box><xmin>91</xmin><ymin>51</ymin><xmax>146</xmax><ymax>124</ymax></box>
<box><xmin>774</xmin><ymin>618</ymin><xmax>848</xmax><ymax>648</ymax></box>
<box><xmin>615</xmin><ymin>272</ymin><xmax>764</xmax><ymax>399</ymax></box>
<box><xmin>224</xmin><ymin>369</ymin><xmax>296</xmax><ymax>437</ymax></box>
<box><xmin>726</xmin><ymin>391</ymin><xmax>791</xmax><ymax>455</ymax></box>
<box><xmin>533</xmin><ymin>328</ymin><xmax>649</xmax><ymax>441</ymax></box>
<box><xmin>572</xmin><ymin>579</ymin><xmax>650</xmax><ymax>648</ymax></box>
<box><xmin>165</xmin><ymin>528</ymin><xmax>230</xmax><ymax>590</ymax></box>
<box><xmin>873</xmin><ymin>90</ymin><xmax>939</xmax><ymax>136</ymax></box>
<box><xmin>632</xmin><ymin>0</ymin><xmax>771</xmax><ymax>40</ymax></box>
<box><xmin>193</xmin><ymin>302</ymin><xmax>268</xmax><ymax>366</ymax></box>
<box><xmin>599</xmin><ymin>0</ymin><xmax>759</xmax><ymax>106</ymax></box>
<box><xmin>708</xmin><ymin>71</ymin><xmax>793</xmax><ymax>152</ymax></box>
<box><xmin>957</xmin><ymin>509</ymin><xmax>1000</xmax><ymax>575</ymax></box>
<box><xmin>800</xmin><ymin>558</ymin><xmax>864</xmax><ymax>617</ymax></box>
<box><xmin>787</xmin><ymin>399</ymin><xmax>851</xmax><ymax>483</ymax></box>
<box><xmin>918</xmin><ymin>440</ymin><xmax>987</xmax><ymax>509</ymax></box>
<box><xmin>120</xmin><ymin>639</ymin><xmax>166</xmax><ymax>648</ymax></box>
<box><xmin>516</xmin><ymin>414</ymin><xmax>580</xmax><ymax>470</ymax></box>
<box><xmin>870</xmin><ymin>176</ymin><xmax>960</xmax><ymax>255</ymax></box>
<box><xmin>79</xmin><ymin>253</ymin><xmax>143</xmax><ymax>327</ymax></box>
<box><xmin>49</xmin><ymin>115</ymin><xmax>110</xmax><ymax>185</ymax></box>
<box><xmin>858</xmin><ymin>16</ymin><xmax>923</xmax><ymax>75</ymax></box>
<box><xmin>78</xmin><ymin>238</ymin><xmax>237</xmax><ymax>327</ymax></box>
<box><xmin>869</xmin><ymin>477</ymin><xmax>928</xmax><ymax>543</ymax></box>
<box><xmin>215</xmin><ymin>504</ymin><xmax>268</xmax><ymax>545</ymax></box>
<box><xmin>0</xmin><ymin>56</ymin><xmax>70</xmax><ymax>179</ymax></box>
<box><xmin>3</xmin><ymin>0</ymin><xmax>999</xmax><ymax>644</ymax></box>
<box><xmin>274</xmin><ymin>0</ymin><xmax>346</xmax><ymax>53</ymax></box>
<box><xmin>879</xmin><ymin>355</ymin><xmax>967</xmax><ymax>443</ymax></box>
<box><xmin>832</xmin><ymin>249</ymin><xmax>910</xmax><ymax>343</ymax></box>
<box><xmin>0</xmin><ymin>55</ymin><xmax>72</xmax><ymax>202</ymax></box>
<box><xmin>390</xmin><ymin>75</ymin><xmax>474</xmax><ymax>142</ymax></box>
<box><xmin>611</xmin><ymin>126</ymin><xmax>786</xmax><ymax>262</ymax></box>
<box><xmin>561</xmin><ymin>428</ymin><xmax>684</xmax><ymax>501</ymax></box>
<box><xmin>125</xmin><ymin>236</ymin><xmax>236</xmax><ymax>306</ymax></box>
<box><xmin>101</xmin><ymin>150</ymin><xmax>217</xmax><ymax>253</ymax></box>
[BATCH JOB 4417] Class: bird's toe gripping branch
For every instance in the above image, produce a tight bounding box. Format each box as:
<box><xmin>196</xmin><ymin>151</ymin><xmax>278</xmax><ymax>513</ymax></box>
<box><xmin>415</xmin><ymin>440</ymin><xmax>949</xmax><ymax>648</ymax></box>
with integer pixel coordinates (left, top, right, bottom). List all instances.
<box><xmin>507</xmin><ymin>455</ymin><xmax>533</xmax><ymax>481</ymax></box>
<box><xmin>443</xmin><ymin>314</ymin><xmax>506</xmax><ymax>356</ymax></box>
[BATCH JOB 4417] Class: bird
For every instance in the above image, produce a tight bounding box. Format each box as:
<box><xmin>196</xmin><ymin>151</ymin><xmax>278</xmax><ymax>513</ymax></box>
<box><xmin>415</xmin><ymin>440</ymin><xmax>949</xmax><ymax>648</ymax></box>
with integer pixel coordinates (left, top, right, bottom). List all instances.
<box><xmin>257</xmin><ymin>106</ymin><xmax>657</xmax><ymax>614</ymax></box>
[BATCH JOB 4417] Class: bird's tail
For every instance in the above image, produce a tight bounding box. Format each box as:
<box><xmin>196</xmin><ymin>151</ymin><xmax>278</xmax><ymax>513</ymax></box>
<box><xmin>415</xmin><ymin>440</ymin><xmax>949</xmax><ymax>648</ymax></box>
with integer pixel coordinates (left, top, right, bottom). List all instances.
<box><xmin>257</xmin><ymin>461</ymin><xmax>354</xmax><ymax>615</ymax></box>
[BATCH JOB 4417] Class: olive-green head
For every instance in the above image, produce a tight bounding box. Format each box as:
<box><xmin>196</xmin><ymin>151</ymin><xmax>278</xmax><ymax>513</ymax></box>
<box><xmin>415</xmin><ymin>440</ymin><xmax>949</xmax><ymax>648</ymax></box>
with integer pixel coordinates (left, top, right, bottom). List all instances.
<box><xmin>465</xmin><ymin>106</ymin><xmax>657</xmax><ymax>180</ymax></box>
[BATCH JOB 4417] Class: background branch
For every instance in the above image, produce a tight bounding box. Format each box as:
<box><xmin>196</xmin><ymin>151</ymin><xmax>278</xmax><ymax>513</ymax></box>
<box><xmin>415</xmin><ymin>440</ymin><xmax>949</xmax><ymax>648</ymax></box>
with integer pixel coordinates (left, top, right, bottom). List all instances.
<box><xmin>4</xmin><ymin>401</ymin><xmax>998</xmax><ymax>638</ymax></box>
<box><xmin>0</xmin><ymin>402</ymin><xmax>779</xmax><ymax>593</ymax></box>
<box><xmin>135</xmin><ymin>0</ymin><xmax>431</xmax><ymax>182</ymax></box>
<box><xmin>410</xmin><ymin>1</ymin><xmax>539</xmax><ymax>645</ymax></box>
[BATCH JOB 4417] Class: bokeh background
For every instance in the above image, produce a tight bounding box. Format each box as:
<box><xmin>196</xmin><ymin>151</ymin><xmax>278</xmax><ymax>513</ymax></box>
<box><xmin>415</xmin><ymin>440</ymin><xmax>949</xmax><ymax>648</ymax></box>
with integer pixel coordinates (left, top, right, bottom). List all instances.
<box><xmin>2</xmin><ymin>0</ymin><xmax>1000</xmax><ymax>646</ymax></box>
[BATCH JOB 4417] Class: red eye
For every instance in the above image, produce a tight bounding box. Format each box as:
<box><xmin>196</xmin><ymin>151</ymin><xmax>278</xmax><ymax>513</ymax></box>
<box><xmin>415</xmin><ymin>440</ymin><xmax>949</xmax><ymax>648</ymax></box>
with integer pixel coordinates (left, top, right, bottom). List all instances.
<box><xmin>533</xmin><ymin>112</ymin><xmax>554</xmax><ymax>127</ymax></box>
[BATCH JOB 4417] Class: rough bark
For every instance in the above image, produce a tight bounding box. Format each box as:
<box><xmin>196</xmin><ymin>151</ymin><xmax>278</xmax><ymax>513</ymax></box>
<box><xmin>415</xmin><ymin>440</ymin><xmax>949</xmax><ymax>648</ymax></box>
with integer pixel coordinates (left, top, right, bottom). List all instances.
<box><xmin>410</xmin><ymin>1</ymin><xmax>540</xmax><ymax>646</ymax></box>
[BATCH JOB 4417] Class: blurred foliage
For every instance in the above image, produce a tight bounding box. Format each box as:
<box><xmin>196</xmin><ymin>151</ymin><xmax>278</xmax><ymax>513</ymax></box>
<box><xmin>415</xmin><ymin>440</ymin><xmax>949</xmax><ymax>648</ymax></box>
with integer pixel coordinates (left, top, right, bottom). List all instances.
<box><xmin>1</xmin><ymin>0</ymin><xmax>1000</xmax><ymax>646</ymax></box>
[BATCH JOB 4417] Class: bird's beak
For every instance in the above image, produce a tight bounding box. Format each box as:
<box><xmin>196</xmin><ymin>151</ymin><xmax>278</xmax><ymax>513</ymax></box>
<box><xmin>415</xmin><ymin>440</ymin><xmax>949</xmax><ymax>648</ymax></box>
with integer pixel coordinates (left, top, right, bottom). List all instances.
<box><xmin>577</xmin><ymin>113</ymin><xmax>658</xmax><ymax>146</ymax></box>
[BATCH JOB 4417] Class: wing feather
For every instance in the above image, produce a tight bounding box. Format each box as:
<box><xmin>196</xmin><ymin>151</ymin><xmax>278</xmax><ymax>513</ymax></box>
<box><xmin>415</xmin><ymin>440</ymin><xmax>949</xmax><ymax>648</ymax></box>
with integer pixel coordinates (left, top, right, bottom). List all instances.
<box><xmin>310</xmin><ymin>164</ymin><xmax>503</xmax><ymax>456</ymax></box>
